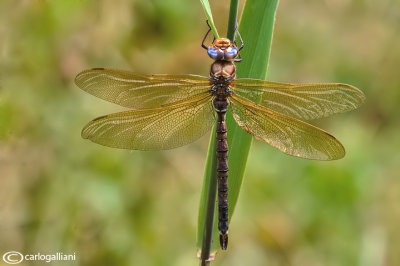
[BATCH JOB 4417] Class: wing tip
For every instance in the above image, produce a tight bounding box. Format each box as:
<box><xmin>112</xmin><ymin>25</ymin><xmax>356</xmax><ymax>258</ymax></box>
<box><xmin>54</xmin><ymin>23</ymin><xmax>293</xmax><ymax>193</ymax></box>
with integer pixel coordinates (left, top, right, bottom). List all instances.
<box><xmin>74</xmin><ymin>68</ymin><xmax>106</xmax><ymax>87</ymax></box>
<box><xmin>340</xmin><ymin>83</ymin><xmax>367</xmax><ymax>104</ymax></box>
<box><xmin>81</xmin><ymin>115</ymin><xmax>108</xmax><ymax>139</ymax></box>
<box><xmin>81</xmin><ymin>127</ymin><xmax>90</xmax><ymax>139</ymax></box>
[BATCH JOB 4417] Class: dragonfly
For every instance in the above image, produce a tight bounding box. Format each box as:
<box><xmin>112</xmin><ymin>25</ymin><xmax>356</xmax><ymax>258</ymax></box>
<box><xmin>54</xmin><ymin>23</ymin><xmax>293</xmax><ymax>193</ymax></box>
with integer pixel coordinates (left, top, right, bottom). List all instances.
<box><xmin>75</xmin><ymin>24</ymin><xmax>365</xmax><ymax>250</ymax></box>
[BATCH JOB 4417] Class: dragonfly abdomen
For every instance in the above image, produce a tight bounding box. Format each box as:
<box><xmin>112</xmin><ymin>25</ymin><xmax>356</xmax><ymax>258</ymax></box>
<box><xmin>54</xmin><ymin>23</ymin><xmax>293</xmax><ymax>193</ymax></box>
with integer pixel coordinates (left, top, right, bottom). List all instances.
<box><xmin>211</xmin><ymin>58</ymin><xmax>235</xmax><ymax>250</ymax></box>
<box><xmin>213</xmin><ymin>96</ymin><xmax>229</xmax><ymax>250</ymax></box>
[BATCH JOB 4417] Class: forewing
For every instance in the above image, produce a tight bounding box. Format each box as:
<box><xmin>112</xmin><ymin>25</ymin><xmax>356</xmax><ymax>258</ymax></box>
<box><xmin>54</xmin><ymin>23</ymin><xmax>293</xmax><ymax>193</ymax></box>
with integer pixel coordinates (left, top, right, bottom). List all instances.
<box><xmin>230</xmin><ymin>94</ymin><xmax>345</xmax><ymax>160</ymax></box>
<box><xmin>234</xmin><ymin>78</ymin><xmax>365</xmax><ymax>120</ymax></box>
<box><xmin>75</xmin><ymin>68</ymin><xmax>211</xmax><ymax>109</ymax></box>
<box><xmin>82</xmin><ymin>93</ymin><xmax>214</xmax><ymax>150</ymax></box>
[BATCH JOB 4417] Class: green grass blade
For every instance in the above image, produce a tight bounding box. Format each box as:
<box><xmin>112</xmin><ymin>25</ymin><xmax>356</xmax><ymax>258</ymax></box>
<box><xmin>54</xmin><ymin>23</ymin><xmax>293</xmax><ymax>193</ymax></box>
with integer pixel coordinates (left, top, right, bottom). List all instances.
<box><xmin>223</xmin><ymin>0</ymin><xmax>279</xmax><ymax>252</ymax></box>
<box><xmin>198</xmin><ymin>126</ymin><xmax>218</xmax><ymax>263</ymax></box>
<box><xmin>196</xmin><ymin>2</ymin><xmax>221</xmax><ymax>262</ymax></box>
<box><xmin>197</xmin><ymin>0</ymin><xmax>280</xmax><ymax>255</ymax></box>
<box><xmin>197</xmin><ymin>1</ymin><xmax>240</xmax><ymax>261</ymax></box>
<box><xmin>226</xmin><ymin>0</ymin><xmax>239</xmax><ymax>40</ymax></box>
<box><xmin>236</xmin><ymin>0</ymin><xmax>279</xmax><ymax>80</ymax></box>
<box><xmin>199</xmin><ymin>0</ymin><xmax>219</xmax><ymax>38</ymax></box>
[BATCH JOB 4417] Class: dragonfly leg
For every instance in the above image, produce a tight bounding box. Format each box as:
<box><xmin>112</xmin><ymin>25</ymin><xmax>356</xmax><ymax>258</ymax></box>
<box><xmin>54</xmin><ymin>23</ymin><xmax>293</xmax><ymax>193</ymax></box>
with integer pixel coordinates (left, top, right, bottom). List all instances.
<box><xmin>234</xmin><ymin>52</ymin><xmax>242</xmax><ymax>62</ymax></box>
<box><xmin>201</xmin><ymin>20</ymin><xmax>212</xmax><ymax>50</ymax></box>
<box><xmin>233</xmin><ymin>22</ymin><xmax>238</xmax><ymax>42</ymax></box>
<box><xmin>233</xmin><ymin>22</ymin><xmax>244</xmax><ymax>62</ymax></box>
<box><xmin>234</xmin><ymin>48</ymin><xmax>243</xmax><ymax>62</ymax></box>
<box><xmin>234</xmin><ymin>22</ymin><xmax>244</xmax><ymax>51</ymax></box>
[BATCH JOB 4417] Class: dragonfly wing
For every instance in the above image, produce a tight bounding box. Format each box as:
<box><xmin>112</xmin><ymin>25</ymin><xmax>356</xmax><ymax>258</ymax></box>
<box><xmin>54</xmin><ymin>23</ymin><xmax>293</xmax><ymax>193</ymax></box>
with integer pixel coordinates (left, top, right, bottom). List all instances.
<box><xmin>75</xmin><ymin>68</ymin><xmax>211</xmax><ymax>109</ymax></box>
<box><xmin>230</xmin><ymin>94</ymin><xmax>345</xmax><ymax>160</ymax></box>
<box><xmin>234</xmin><ymin>78</ymin><xmax>365</xmax><ymax>120</ymax></box>
<box><xmin>82</xmin><ymin>93</ymin><xmax>214</xmax><ymax>150</ymax></box>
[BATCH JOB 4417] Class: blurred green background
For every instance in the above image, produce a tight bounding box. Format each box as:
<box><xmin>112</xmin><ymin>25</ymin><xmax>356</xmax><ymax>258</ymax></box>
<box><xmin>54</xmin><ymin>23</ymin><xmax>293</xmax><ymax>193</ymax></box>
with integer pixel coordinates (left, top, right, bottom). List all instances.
<box><xmin>1</xmin><ymin>0</ymin><xmax>399</xmax><ymax>265</ymax></box>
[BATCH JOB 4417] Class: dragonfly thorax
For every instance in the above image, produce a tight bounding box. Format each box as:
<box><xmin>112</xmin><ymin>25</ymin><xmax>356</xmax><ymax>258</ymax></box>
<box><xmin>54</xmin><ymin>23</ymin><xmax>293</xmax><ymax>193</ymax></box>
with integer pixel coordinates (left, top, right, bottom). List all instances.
<box><xmin>210</xmin><ymin>60</ymin><xmax>234</xmax><ymax>97</ymax></box>
<box><xmin>210</xmin><ymin>60</ymin><xmax>236</xmax><ymax>80</ymax></box>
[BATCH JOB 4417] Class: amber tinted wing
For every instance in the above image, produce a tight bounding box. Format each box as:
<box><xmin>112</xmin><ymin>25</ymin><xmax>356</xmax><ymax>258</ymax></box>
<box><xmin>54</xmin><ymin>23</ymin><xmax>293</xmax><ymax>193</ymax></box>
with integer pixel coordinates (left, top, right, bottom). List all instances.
<box><xmin>75</xmin><ymin>68</ymin><xmax>211</xmax><ymax>109</ymax></box>
<box><xmin>82</xmin><ymin>93</ymin><xmax>214</xmax><ymax>150</ymax></box>
<box><xmin>234</xmin><ymin>79</ymin><xmax>365</xmax><ymax>120</ymax></box>
<box><xmin>230</xmin><ymin>94</ymin><xmax>345</xmax><ymax>160</ymax></box>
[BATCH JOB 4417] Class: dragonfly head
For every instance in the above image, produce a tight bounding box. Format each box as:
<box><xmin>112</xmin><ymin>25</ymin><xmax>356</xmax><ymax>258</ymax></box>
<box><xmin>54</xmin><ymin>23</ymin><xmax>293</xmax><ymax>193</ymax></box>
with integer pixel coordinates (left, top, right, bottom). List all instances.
<box><xmin>207</xmin><ymin>38</ymin><xmax>238</xmax><ymax>61</ymax></box>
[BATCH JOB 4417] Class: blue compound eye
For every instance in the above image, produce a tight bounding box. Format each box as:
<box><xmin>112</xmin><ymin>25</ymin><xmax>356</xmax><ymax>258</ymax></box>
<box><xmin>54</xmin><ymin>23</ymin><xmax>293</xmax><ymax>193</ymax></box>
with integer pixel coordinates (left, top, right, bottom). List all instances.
<box><xmin>224</xmin><ymin>47</ymin><xmax>238</xmax><ymax>60</ymax></box>
<box><xmin>208</xmin><ymin>47</ymin><xmax>224</xmax><ymax>60</ymax></box>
